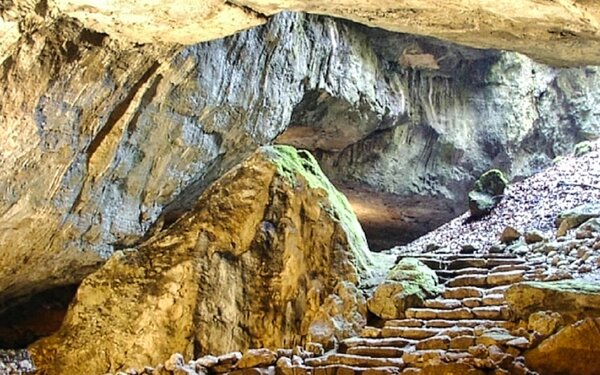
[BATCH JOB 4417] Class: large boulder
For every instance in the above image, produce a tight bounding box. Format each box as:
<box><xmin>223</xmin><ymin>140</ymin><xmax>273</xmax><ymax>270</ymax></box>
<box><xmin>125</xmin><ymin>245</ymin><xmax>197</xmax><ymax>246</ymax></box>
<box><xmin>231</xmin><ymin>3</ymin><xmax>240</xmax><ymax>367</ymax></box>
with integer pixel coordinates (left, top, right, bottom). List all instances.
<box><xmin>468</xmin><ymin>169</ymin><xmax>508</xmax><ymax>218</ymax></box>
<box><xmin>367</xmin><ymin>258</ymin><xmax>440</xmax><ymax>319</ymax></box>
<box><xmin>506</xmin><ymin>280</ymin><xmax>600</xmax><ymax>324</ymax></box>
<box><xmin>29</xmin><ymin>146</ymin><xmax>379</xmax><ymax>374</ymax></box>
<box><xmin>525</xmin><ymin>318</ymin><xmax>600</xmax><ymax>375</ymax></box>
<box><xmin>556</xmin><ymin>203</ymin><xmax>600</xmax><ymax>236</ymax></box>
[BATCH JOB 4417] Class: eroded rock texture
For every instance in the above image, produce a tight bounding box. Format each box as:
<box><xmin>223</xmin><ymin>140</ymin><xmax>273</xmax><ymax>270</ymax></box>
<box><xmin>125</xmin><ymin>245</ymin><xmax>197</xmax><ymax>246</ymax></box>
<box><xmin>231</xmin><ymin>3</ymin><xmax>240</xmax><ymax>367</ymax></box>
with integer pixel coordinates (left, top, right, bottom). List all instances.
<box><xmin>2</xmin><ymin>10</ymin><xmax>600</xmax><ymax>309</ymax></box>
<box><xmin>0</xmin><ymin>12</ymin><xmax>404</xmax><ymax>308</ymax></box>
<box><xmin>6</xmin><ymin>0</ymin><xmax>600</xmax><ymax>66</ymax></box>
<box><xmin>28</xmin><ymin>146</ymin><xmax>381</xmax><ymax>374</ymax></box>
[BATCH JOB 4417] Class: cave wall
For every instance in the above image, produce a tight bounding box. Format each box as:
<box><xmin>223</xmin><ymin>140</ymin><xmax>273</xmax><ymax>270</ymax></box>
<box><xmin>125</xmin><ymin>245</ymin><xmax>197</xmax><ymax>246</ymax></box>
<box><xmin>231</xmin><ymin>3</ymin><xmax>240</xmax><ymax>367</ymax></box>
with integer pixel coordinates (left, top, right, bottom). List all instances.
<box><xmin>0</xmin><ymin>12</ymin><xmax>405</xmax><ymax>307</ymax></box>
<box><xmin>1</xmin><ymin>9</ymin><xmax>600</xmax><ymax>306</ymax></box>
<box><xmin>5</xmin><ymin>0</ymin><xmax>600</xmax><ymax>66</ymax></box>
<box><xmin>283</xmin><ymin>25</ymin><xmax>600</xmax><ymax>250</ymax></box>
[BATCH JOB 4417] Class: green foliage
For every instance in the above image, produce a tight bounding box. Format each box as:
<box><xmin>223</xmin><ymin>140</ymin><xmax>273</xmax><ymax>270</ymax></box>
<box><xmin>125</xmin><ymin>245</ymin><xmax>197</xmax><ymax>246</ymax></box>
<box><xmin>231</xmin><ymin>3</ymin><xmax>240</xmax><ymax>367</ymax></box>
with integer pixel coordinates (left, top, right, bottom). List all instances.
<box><xmin>574</xmin><ymin>141</ymin><xmax>593</xmax><ymax>157</ymax></box>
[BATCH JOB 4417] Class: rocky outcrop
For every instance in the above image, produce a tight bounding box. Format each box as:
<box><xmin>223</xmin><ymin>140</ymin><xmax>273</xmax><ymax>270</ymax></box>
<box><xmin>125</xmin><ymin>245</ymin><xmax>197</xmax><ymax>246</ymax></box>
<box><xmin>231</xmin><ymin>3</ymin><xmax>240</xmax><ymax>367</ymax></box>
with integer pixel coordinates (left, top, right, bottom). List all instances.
<box><xmin>6</xmin><ymin>1</ymin><xmax>600</xmax><ymax>66</ymax></box>
<box><xmin>0</xmin><ymin>12</ymin><xmax>405</xmax><ymax>308</ymax></box>
<box><xmin>28</xmin><ymin>145</ymin><xmax>382</xmax><ymax>374</ymax></box>
<box><xmin>3</xmin><ymin>8</ymin><xmax>600</xmax><ymax>309</ymax></box>
<box><xmin>367</xmin><ymin>258</ymin><xmax>440</xmax><ymax>319</ymax></box>
<box><xmin>506</xmin><ymin>280</ymin><xmax>600</xmax><ymax>324</ymax></box>
<box><xmin>525</xmin><ymin>318</ymin><xmax>600</xmax><ymax>375</ymax></box>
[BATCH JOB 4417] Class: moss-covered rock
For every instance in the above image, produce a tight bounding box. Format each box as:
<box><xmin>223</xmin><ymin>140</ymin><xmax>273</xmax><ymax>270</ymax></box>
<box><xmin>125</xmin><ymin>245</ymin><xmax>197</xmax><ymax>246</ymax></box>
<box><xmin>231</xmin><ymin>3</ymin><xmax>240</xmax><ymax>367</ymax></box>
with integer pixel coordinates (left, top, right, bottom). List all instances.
<box><xmin>367</xmin><ymin>258</ymin><xmax>440</xmax><ymax>319</ymax></box>
<box><xmin>468</xmin><ymin>169</ymin><xmax>508</xmax><ymax>218</ymax></box>
<box><xmin>506</xmin><ymin>280</ymin><xmax>600</xmax><ymax>324</ymax></box>
<box><xmin>29</xmin><ymin>145</ymin><xmax>376</xmax><ymax>374</ymax></box>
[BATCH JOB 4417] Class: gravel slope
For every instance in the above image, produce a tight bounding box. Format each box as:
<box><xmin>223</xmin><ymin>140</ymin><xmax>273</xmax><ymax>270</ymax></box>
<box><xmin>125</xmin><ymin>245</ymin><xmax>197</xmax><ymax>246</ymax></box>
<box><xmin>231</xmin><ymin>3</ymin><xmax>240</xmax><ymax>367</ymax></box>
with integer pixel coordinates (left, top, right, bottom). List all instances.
<box><xmin>394</xmin><ymin>142</ymin><xmax>600</xmax><ymax>254</ymax></box>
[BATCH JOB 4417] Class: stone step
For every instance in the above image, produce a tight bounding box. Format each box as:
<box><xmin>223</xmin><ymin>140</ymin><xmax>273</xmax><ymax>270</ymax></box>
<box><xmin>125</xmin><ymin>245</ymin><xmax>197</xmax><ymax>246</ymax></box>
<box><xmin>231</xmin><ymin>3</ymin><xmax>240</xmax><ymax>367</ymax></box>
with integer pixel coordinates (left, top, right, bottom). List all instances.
<box><xmin>490</xmin><ymin>264</ymin><xmax>531</xmax><ymax>273</ymax></box>
<box><xmin>471</xmin><ymin>306</ymin><xmax>511</xmax><ymax>320</ymax></box>
<box><xmin>305</xmin><ymin>354</ymin><xmax>405</xmax><ymax>369</ymax></box>
<box><xmin>422</xmin><ymin>298</ymin><xmax>462</xmax><ymax>310</ymax></box>
<box><xmin>481</xmin><ymin>294</ymin><xmax>504</xmax><ymax>306</ymax></box>
<box><xmin>311</xmin><ymin>364</ymin><xmax>404</xmax><ymax>375</ymax></box>
<box><xmin>401</xmin><ymin>350</ymin><xmax>447</xmax><ymax>366</ymax></box>
<box><xmin>486</xmin><ymin>270</ymin><xmax>525</xmax><ymax>286</ymax></box>
<box><xmin>381</xmin><ymin>327</ymin><xmax>441</xmax><ymax>340</ymax></box>
<box><xmin>341</xmin><ymin>337</ymin><xmax>413</xmax><ymax>349</ymax></box>
<box><xmin>461</xmin><ymin>297</ymin><xmax>483</xmax><ymax>308</ymax></box>
<box><xmin>384</xmin><ymin>319</ymin><xmax>423</xmax><ymax>328</ymax></box>
<box><xmin>345</xmin><ymin>346</ymin><xmax>405</xmax><ymax>358</ymax></box>
<box><xmin>442</xmin><ymin>287</ymin><xmax>484</xmax><ymax>299</ymax></box>
<box><xmin>415</xmin><ymin>335</ymin><xmax>450</xmax><ymax>350</ymax></box>
<box><xmin>447</xmin><ymin>259</ymin><xmax>487</xmax><ymax>270</ymax></box>
<box><xmin>445</xmin><ymin>258</ymin><xmax>525</xmax><ymax>270</ymax></box>
<box><xmin>423</xmin><ymin>319</ymin><xmax>512</xmax><ymax>329</ymax></box>
<box><xmin>445</xmin><ymin>270</ymin><xmax>525</xmax><ymax>288</ymax></box>
<box><xmin>485</xmin><ymin>285</ymin><xmax>511</xmax><ymax>295</ymax></box>
<box><xmin>445</xmin><ymin>274</ymin><xmax>488</xmax><ymax>287</ymax></box>
<box><xmin>452</xmin><ymin>267</ymin><xmax>490</xmax><ymax>276</ymax></box>
<box><xmin>405</xmin><ymin>307</ymin><xmax>474</xmax><ymax>320</ymax></box>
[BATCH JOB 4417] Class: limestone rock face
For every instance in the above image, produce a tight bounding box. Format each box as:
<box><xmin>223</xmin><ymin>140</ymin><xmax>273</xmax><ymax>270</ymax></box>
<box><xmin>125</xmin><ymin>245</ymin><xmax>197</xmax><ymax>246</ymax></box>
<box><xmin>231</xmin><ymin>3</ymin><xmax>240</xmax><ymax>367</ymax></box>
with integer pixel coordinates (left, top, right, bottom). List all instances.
<box><xmin>525</xmin><ymin>318</ymin><xmax>600</xmax><ymax>375</ymax></box>
<box><xmin>367</xmin><ymin>258</ymin><xmax>440</xmax><ymax>319</ymax></box>
<box><xmin>0</xmin><ymin>12</ymin><xmax>404</xmax><ymax>307</ymax></box>
<box><xmin>9</xmin><ymin>0</ymin><xmax>600</xmax><ymax>66</ymax></box>
<box><xmin>28</xmin><ymin>146</ymin><xmax>377</xmax><ymax>374</ymax></box>
<box><xmin>506</xmin><ymin>280</ymin><xmax>600</xmax><ymax>324</ymax></box>
<box><xmin>3</xmin><ymin>9</ymin><xmax>600</xmax><ymax>306</ymax></box>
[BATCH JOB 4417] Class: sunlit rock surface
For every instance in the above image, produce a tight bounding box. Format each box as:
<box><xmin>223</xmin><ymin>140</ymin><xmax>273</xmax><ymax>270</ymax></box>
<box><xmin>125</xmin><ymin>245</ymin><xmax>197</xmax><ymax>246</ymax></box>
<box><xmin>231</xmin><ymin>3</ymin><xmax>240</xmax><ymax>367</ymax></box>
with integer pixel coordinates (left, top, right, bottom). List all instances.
<box><xmin>7</xmin><ymin>0</ymin><xmax>600</xmax><ymax>66</ymax></box>
<box><xmin>29</xmin><ymin>146</ymin><xmax>383</xmax><ymax>374</ymax></box>
<box><xmin>3</xmin><ymin>10</ymin><xmax>600</xmax><ymax>305</ymax></box>
<box><xmin>0</xmin><ymin>12</ymin><xmax>404</xmax><ymax>307</ymax></box>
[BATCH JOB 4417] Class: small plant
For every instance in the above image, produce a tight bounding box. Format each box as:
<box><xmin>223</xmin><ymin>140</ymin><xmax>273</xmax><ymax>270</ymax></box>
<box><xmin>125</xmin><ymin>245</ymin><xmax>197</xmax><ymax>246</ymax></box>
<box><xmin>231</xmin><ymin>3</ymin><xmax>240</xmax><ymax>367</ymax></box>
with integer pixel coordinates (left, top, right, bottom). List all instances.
<box><xmin>574</xmin><ymin>141</ymin><xmax>593</xmax><ymax>157</ymax></box>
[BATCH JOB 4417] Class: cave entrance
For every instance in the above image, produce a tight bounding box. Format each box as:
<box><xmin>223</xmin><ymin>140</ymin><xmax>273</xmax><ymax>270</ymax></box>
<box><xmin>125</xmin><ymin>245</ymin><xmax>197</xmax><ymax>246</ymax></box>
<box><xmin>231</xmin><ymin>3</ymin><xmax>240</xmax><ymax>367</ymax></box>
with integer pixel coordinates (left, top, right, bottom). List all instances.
<box><xmin>275</xmin><ymin>90</ymin><xmax>463</xmax><ymax>251</ymax></box>
<box><xmin>0</xmin><ymin>284</ymin><xmax>79</xmax><ymax>349</ymax></box>
<box><xmin>337</xmin><ymin>183</ymin><xmax>460</xmax><ymax>251</ymax></box>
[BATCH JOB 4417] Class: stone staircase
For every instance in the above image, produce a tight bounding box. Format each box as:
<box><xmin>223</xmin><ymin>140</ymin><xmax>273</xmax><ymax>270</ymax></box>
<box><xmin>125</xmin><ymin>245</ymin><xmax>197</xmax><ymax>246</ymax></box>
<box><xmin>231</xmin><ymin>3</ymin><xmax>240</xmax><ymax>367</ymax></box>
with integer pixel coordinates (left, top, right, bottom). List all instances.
<box><xmin>288</xmin><ymin>252</ymin><xmax>547</xmax><ymax>375</ymax></box>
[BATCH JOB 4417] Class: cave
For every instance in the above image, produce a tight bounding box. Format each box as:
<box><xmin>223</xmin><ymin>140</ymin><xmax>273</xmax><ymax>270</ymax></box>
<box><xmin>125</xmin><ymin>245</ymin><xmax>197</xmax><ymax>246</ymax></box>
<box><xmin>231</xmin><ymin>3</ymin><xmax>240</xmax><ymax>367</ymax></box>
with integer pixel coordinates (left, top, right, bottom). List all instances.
<box><xmin>3</xmin><ymin>2</ymin><xmax>600</xmax><ymax>375</ymax></box>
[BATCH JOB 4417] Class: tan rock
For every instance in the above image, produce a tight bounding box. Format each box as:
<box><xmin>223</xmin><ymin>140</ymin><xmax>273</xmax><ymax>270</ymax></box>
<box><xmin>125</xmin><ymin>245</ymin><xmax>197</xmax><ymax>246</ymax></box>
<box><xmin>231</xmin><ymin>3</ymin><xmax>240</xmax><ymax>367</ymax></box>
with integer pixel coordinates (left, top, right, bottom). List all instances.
<box><xmin>500</xmin><ymin>226</ymin><xmax>521</xmax><ymax>244</ymax></box>
<box><xmin>385</xmin><ymin>319</ymin><xmax>423</xmax><ymax>328</ymax></box>
<box><xmin>486</xmin><ymin>271</ymin><xmax>524</xmax><ymax>286</ymax></box>
<box><xmin>381</xmin><ymin>327</ymin><xmax>440</xmax><ymax>340</ymax></box>
<box><xmin>415</xmin><ymin>335</ymin><xmax>450</xmax><ymax>350</ymax></box>
<box><xmin>506</xmin><ymin>280</ymin><xmax>600</xmax><ymax>323</ymax></box>
<box><xmin>449</xmin><ymin>335</ymin><xmax>475</xmax><ymax>350</ymax></box>
<box><xmin>475</xmin><ymin>329</ymin><xmax>516</xmax><ymax>346</ymax></box>
<box><xmin>420</xmin><ymin>362</ymin><xmax>485</xmax><ymax>375</ymax></box>
<box><xmin>346</xmin><ymin>346</ymin><xmax>404</xmax><ymax>358</ymax></box>
<box><xmin>360</xmin><ymin>327</ymin><xmax>382</xmax><ymax>338</ymax></box>
<box><xmin>402</xmin><ymin>350</ymin><xmax>446</xmax><ymax>366</ymax></box>
<box><xmin>446</xmin><ymin>275</ymin><xmax>488</xmax><ymax>288</ymax></box>
<box><xmin>442</xmin><ymin>287</ymin><xmax>484</xmax><ymax>299</ymax></box>
<box><xmin>237</xmin><ymin>349</ymin><xmax>277</xmax><ymax>369</ymax></box>
<box><xmin>305</xmin><ymin>354</ymin><xmax>404</xmax><ymax>368</ymax></box>
<box><xmin>525</xmin><ymin>318</ymin><xmax>600</xmax><ymax>375</ymax></box>
<box><xmin>29</xmin><ymin>147</ymin><xmax>377</xmax><ymax>374</ymax></box>
<box><xmin>527</xmin><ymin>311</ymin><xmax>563</xmax><ymax>337</ymax></box>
